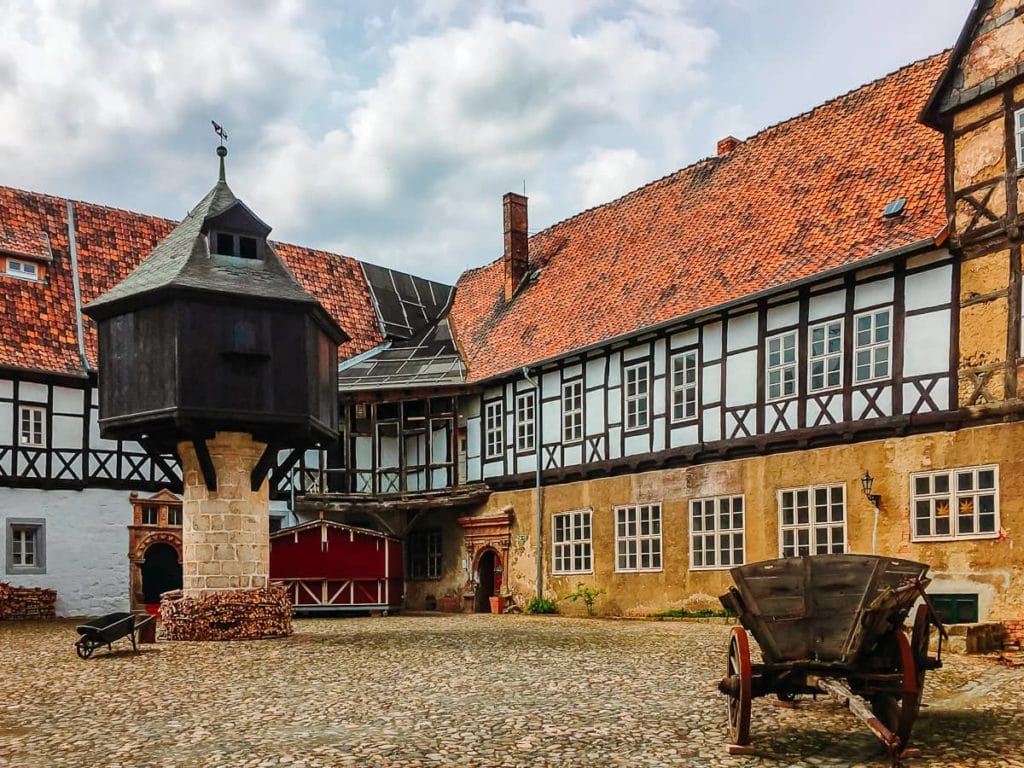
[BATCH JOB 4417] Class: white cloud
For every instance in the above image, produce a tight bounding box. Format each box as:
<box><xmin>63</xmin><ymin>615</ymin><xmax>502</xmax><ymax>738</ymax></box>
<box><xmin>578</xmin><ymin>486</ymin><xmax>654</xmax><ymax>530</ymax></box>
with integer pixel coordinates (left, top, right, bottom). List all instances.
<box><xmin>241</xmin><ymin>2</ymin><xmax>717</xmax><ymax>278</ymax></box>
<box><xmin>572</xmin><ymin>147</ymin><xmax>654</xmax><ymax>208</ymax></box>
<box><xmin>0</xmin><ymin>0</ymin><xmax>331</xmax><ymax>181</ymax></box>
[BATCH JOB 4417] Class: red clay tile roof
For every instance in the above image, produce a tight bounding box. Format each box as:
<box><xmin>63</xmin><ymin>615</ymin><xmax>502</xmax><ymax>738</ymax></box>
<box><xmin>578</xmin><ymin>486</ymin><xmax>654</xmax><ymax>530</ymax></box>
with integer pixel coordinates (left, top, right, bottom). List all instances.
<box><xmin>0</xmin><ymin>223</ymin><xmax>51</xmax><ymax>261</ymax></box>
<box><xmin>0</xmin><ymin>186</ymin><xmax>384</xmax><ymax>376</ymax></box>
<box><xmin>449</xmin><ymin>53</ymin><xmax>951</xmax><ymax>383</ymax></box>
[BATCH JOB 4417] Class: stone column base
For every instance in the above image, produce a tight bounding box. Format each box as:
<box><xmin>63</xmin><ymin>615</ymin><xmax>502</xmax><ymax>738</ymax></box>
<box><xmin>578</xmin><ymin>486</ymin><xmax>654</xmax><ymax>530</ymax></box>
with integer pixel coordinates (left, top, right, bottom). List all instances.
<box><xmin>159</xmin><ymin>584</ymin><xmax>292</xmax><ymax>641</ymax></box>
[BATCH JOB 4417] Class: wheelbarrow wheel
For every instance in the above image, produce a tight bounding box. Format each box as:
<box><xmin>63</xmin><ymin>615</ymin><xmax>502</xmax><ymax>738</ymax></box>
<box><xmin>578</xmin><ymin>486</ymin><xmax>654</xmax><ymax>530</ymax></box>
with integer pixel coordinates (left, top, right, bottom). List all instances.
<box><xmin>870</xmin><ymin>630</ymin><xmax>922</xmax><ymax>750</ymax></box>
<box><xmin>726</xmin><ymin>626</ymin><xmax>753</xmax><ymax>746</ymax></box>
<box><xmin>75</xmin><ymin>641</ymin><xmax>94</xmax><ymax>659</ymax></box>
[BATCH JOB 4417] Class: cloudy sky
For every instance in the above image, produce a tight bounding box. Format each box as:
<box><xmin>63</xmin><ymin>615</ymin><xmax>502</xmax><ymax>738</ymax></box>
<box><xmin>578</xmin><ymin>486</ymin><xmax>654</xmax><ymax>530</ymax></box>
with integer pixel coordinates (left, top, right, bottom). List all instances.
<box><xmin>1</xmin><ymin>0</ymin><xmax>968</xmax><ymax>284</ymax></box>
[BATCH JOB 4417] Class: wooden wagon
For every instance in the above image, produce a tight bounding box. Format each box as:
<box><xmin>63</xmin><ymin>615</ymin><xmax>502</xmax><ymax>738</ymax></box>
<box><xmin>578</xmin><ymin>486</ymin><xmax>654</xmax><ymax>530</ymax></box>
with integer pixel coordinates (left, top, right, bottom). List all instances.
<box><xmin>718</xmin><ymin>554</ymin><xmax>946</xmax><ymax>762</ymax></box>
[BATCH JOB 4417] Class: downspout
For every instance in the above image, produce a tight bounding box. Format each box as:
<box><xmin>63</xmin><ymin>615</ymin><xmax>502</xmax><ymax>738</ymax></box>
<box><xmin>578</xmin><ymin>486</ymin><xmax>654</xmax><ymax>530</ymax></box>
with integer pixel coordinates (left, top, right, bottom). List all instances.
<box><xmin>522</xmin><ymin>366</ymin><xmax>543</xmax><ymax>600</ymax></box>
<box><xmin>66</xmin><ymin>202</ymin><xmax>90</xmax><ymax>372</ymax></box>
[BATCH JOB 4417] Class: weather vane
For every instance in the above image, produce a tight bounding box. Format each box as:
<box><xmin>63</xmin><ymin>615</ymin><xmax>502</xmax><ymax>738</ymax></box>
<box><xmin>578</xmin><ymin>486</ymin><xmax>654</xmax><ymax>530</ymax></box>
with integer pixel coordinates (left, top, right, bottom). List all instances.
<box><xmin>211</xmin><ymin>120</ymin><xmax>228</xmax><ymax>147</ymax></box>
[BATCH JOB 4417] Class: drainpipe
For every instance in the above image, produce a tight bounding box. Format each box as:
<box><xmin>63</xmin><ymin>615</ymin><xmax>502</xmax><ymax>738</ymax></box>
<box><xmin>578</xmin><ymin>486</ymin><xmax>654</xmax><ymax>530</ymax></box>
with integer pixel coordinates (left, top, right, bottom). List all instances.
<box><xmin>66</xmin><ymin>202</ymin><xmax>90</xmax><ymax>372</ymax></box>
<box><xmin>522</xmin><ymin>366</ymin><xmax>543</xmax><ymax>600</ymax></box>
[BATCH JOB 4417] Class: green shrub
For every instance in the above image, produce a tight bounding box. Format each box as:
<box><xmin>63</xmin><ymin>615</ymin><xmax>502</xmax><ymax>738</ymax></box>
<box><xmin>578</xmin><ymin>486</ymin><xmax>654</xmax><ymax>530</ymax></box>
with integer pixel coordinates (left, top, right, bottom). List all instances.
<box><xmin>565</xmin><ymin>583</ymin><xmax>605</xmax><ymax>617</ymax></box>
<box><xmin>525</xmin><ymin>597</ymin><xmax>557</xmax><ymax>614</ymax></box>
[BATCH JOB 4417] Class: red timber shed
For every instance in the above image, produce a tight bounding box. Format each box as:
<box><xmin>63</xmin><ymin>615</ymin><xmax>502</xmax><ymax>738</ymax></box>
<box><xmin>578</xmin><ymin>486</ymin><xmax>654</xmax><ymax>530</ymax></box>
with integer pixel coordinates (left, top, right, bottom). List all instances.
<box><xmin>270</xmin><ymin>520</ymin><xmax>403</xmax><ymax>613</ymax></box>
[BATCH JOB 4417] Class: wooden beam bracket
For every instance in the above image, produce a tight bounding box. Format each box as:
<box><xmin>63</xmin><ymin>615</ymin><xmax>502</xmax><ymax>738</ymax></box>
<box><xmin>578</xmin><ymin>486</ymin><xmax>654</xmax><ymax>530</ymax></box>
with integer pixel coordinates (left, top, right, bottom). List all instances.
<box><xmin>192</xmin><ymin>437</ymin><xmax>217</xmax><ymax>492</ymax></box>
<box><xmin>250</xmin><ymin>443</ymin><xmax>279</xmax><ymax>492</ymax></box>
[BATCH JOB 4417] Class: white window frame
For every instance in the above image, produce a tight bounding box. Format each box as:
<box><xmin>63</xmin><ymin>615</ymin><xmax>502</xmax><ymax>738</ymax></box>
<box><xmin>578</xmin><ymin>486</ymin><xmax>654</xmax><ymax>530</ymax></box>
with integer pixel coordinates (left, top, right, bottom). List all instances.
<box><xmin>670</xmin><ymin>350</ymin><xmax>698</xmax><ymax>423</ymax></box>
<box><xmin>19</xmin><ymin>405</ymin><xmax>45</xmax><ymax>447</ymax></box>
<box><xmin>808</xmin><ymin>319</ymin><xmax>843</xmax><ymax>393</ymax></box>
<box><xmin>6</xmin><ymin>518</ymin><xmax>45</xmax><ymax>575</ymax></box>
<box><xmin>515</xmin><ymin>391</ymin><xmax>535</xmax><ymax>453</ymax></box>
<box><xmin>614</xmin><ymin>503</ymin><xmax>663</xmax><ymax>572</ymax></box>
<box><xmin>5</xmin><ymin>258</ymin><xmax>40</xmax><ymax>281</ymax></box>
<box><xmin>552</xmin><ymin>509</ymin><xmax>593</xmax><ymax>575</ymax></box>
<box><xmin>853</xmin><ymin>307</ymin><xmax>892</xmax><ymax>383</ymax></box>
<box><xmin>1015</xmin><ymin>108</ymin><xmax>1024</xmax><ymax>168</ymax></box>
<box><xmin>562</xmin><ymin>380</ymin><xmax>583</xmax><ymax>444</ymax></box>
<box><xmin>778</xmin><ymin>484</ymin><xmax>846</xmax><ymax>557</ymax></box>
<box><xmin>911</xmin><ymin>465</ymin><xmax>1000</xmax><ymax>542</ymax></box>
<box><xmin>766</xmin><ymin>330</ymin><xmax>798</xmax><ymax>401</ymax></box>
<box><xmin>689</xmin><ymin>495</ymin><xmax>745</xmax><ymax>571</ymax></box>
<box><xmin>484</xmin><ymin>400</ymin><xmax>503</xmax><ymax>460</ymax></box>
<box><xmin>624</xmin><ymin>360</ymin><xmax>650</xmax><ymax>431</ymax></box>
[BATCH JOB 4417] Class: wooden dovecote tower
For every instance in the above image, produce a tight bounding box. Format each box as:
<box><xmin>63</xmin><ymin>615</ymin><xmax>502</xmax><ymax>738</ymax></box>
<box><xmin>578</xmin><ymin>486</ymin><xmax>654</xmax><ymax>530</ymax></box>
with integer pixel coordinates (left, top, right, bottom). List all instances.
<box><xmin>84</xmin><ymin>145</ymin><xmax>345</xmax><ymax>629</ymax></box>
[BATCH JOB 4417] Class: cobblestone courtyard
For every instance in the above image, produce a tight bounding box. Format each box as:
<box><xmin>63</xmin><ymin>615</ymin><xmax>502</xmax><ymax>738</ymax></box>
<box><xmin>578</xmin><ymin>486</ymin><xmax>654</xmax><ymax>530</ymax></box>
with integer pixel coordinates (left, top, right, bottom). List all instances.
<box><xmin>1</xmin><ymin>615</ymin><xmax>1022</xmax><ymax>768</ymax></box>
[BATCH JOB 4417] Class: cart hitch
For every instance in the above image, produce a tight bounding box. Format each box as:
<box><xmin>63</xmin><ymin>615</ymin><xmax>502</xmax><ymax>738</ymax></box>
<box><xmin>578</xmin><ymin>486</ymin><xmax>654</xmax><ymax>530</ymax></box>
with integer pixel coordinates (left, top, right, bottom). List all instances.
<box><xmin>810</xmin><ymin>676</ymin><xmax>903</xmax><ymax>766</ymax></box>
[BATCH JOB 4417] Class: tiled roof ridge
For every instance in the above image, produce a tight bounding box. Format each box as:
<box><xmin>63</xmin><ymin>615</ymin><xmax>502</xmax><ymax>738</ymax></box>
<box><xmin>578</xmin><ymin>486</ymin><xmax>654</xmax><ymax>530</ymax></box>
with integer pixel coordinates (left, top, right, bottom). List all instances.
<box><xmin>0</xmin><ymin>183</ymin><xmax>179</xmax><ymax>228</ymax></box>
<box><xmin>0</xmin><ymin>183</ymin><xmax>442</xmax><ymax>285</ymax></box>
<box><xmin>518</xmin><ymin>49</ymin><xmax>951</xmax><ymax>248</ymax></box>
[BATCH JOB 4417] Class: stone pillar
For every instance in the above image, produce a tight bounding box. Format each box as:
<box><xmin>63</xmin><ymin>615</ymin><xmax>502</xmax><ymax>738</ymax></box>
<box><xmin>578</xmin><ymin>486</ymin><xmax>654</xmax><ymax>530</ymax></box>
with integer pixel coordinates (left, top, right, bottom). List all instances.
<box><xmin>177</xmin><ymin>432</ymin><xmax>270</xmax><ymax>597</ymax></box>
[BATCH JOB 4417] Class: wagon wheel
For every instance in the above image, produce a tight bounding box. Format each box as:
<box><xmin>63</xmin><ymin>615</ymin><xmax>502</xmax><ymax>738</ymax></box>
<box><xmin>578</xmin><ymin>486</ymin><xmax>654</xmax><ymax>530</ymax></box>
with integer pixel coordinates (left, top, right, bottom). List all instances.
<box><xmin>869</xmin><ymin>630</ymin><xmax>922</xmax><ymax>750</ymax></box>
<box><xmin>726</xmin><ymin>626</ymin><xmax>753</xmax><ymax>745</ymax></box>
<box><xmin>75</xmin><ymin>641</ymin><xmax>94</xmax><ymax>660</ymax></box>
<box><xmin>910</xmin><ymin>603</ymin><xmax>931</xmax><ymax>667</ymax></box>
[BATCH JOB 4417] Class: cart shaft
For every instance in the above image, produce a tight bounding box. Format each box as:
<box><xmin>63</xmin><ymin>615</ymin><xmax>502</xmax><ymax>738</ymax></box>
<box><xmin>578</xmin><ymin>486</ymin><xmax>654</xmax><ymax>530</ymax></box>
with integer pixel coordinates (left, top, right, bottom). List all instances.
<box><xmin>810</xmin><ymin>676</ymin><xmax>901</xmax><ymax>759</ymax></box>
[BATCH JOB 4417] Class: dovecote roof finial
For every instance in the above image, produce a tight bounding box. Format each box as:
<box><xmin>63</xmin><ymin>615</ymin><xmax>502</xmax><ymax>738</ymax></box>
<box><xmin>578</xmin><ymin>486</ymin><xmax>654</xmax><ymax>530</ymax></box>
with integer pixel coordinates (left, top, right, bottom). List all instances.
<box><xmin>211</xmin><ymin>120</ymin><xmax>228</xmax><ymax>183</ymax></box>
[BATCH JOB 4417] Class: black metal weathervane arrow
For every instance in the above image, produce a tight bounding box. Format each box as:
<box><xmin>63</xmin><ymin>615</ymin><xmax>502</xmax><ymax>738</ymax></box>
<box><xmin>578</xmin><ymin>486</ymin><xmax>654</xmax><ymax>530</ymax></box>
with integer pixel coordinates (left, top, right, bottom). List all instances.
<box><xmin>211</xmin><ymin>120</ymin><xmax>228</xmax><ymax>146</ymax></box>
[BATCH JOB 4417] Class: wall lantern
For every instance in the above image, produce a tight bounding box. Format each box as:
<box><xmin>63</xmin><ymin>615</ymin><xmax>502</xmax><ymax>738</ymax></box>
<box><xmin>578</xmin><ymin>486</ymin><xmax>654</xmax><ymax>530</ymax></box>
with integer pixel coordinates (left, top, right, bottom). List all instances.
<box><xmin>861</xmin><ymin>471</ymin><xmax>881</xmax><ymax>507</ymax></box>
<box><xmin>861</xmin><ymin>471</ymin><xmax>882</xmax><ymax>555</ymax></box>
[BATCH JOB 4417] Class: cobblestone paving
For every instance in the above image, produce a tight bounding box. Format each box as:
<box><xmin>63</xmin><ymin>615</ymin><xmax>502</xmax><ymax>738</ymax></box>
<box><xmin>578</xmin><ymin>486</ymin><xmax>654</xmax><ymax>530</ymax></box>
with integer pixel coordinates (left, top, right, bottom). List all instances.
<box><xmin>1</xmin><ymin>615</ymin><xmax>1022</xmax><ymax>767</ymax></box>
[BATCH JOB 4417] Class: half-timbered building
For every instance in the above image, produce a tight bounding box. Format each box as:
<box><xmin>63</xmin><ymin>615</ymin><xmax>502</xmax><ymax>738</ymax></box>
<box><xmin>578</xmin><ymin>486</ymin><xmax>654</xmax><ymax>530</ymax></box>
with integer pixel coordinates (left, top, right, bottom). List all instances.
<box><xmin>3</xmin><ymin>0</ymin><xmax>1023</xmax><ymax>629</ymax></box>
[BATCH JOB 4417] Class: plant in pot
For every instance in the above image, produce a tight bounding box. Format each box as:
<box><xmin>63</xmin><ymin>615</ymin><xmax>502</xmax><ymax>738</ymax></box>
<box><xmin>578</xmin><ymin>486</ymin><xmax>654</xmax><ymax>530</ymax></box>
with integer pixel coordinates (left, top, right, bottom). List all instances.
<box><xmin>440</xmin><ymin>592</ymin><xmax>460</xmax><ymax>613</ymax></box>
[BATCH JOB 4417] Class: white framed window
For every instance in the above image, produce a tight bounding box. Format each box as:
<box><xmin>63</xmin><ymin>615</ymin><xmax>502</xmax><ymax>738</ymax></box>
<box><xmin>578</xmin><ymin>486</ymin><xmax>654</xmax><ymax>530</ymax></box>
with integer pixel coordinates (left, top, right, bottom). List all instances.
<box><xmin>141</xmin><ymin>505</ymin><xmax>159</xmax><ymax>526</ymax></box>
<box><xmin>778</xmin><ymin>485</ymin><xmax>846</xmax><ymax>557</ymax></box>
<box><xmin>912</xmin><ymin>465</ymin><xmax>999</xmax><ymax>541</ymax></box>
<box><xmin>1016</xmin><ymin>108</ymin><xmax>1024</xmax><ymax>168</ymax></box>
<box><xmin>766</xmin><ymin>331</ymin><xmax>798</xmax><ymax>400</ymax></box>
<box><xmin>167</xmin><ymin>507</ymin><xmax>182</xmax><ymax>526</ymax></box>
<box><xmin>624</xmin><ymin>361</ymin><xmax>650</xmax><ymax>430</ymax></box>
<box><xmin>484</xmin><ymin>400</ymin><xmax>503</xmax><ymax>459</ymax></box>
<box><xmin>670</xmin><ymin>350</ymin><xmax>698</xmax><ymax>422</ymax></box>
<box><xmin>690</xmin><ymin>495</ymin><xmax>745</xmax><ymax>570</ymax></box>
<box><xmin>552</xmin><ymin>509</ymin><xmax>592</xmax><ymax>574</ymax></box>
<box><xmin>809</xmin><ymin>319</ymin><xmax>843</xmax><ymax>392</ymax></box>
<box><xmin>6</xmin><ymin>519</ymin><xmax>45</xmax><ymax>574</ymax></box>
<box><xmin>614</xmin><ymin>504</ymin><xmax>662</xmax><ymax>572</ymax></box>
<box><xmin>854</xmin><ymin>307</ymin><xmax>891</xmax><ymax>383</ymax></box>
<box><xmin>5</xmin><ymin>258</ymin><xmax>40</xmax><ymax>280</ymax></box>
<box><xmin>562</xmin><ymin>380</ymin><xmax>583</xmax><ymax>443</ymax></box>
<box><xmin>19</xmin><ymin>405</ymin><xmax>45</xmax><ymax>447</ymax></box>
<box><xmin>515</xmin><ymin>391</ymin><xmax>535</xmax><ymax>452</ymax></box>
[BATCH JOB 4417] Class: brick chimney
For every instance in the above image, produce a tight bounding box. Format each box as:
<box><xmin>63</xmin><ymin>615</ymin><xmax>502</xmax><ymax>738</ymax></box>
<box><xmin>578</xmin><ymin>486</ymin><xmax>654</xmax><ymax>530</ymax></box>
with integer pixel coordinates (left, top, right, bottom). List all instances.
<box><xmin>717</xmin><ymin>136</ymin><xmax>741</xmax><ymax>156</ymax></box>
<box><xmin>503</xmin><ymin>192</ymin><xmax>529</xmax><ymax>302</ymax></box>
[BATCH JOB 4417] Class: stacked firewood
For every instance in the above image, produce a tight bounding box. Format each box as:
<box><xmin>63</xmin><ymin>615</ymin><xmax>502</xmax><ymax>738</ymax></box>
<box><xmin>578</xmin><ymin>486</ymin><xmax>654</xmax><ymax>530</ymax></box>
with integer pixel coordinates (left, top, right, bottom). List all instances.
<box><xmin>160</xmin><ymin>584</ymin><xmax>292</xmax><ymax>640</ymax></box>
<box><xmin>0</xmin><ymin>582</ymin><xmax>57</xmax><ymax>620</ymax></box>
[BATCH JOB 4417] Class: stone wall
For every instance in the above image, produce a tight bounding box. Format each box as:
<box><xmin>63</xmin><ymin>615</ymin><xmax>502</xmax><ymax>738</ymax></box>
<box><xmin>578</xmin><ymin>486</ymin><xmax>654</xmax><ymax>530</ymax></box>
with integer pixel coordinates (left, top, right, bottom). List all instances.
<box><xmin>178</xmin><ymin>432</ymin><xmax>270</xmax><ymax>597</ymax></box>
<box><xmin>0</xmin><ymin>487</ymin><xmax>132</xmax><ymax>617</ymax></box>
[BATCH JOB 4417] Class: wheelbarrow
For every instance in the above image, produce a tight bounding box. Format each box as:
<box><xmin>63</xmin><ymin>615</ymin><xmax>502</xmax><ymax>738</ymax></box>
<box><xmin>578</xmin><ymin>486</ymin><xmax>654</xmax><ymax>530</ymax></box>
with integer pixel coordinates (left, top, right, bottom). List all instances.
<box><xmin>74</xmin><ymin>612</ymin><xmax>155</xmax><ymax>659</ymax></box>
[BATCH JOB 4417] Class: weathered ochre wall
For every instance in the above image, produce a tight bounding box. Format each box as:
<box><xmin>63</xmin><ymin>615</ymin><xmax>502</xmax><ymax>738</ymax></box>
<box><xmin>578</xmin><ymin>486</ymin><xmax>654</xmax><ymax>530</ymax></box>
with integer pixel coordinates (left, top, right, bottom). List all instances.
<box><xmin>178</xmin><ymin>432</ymin><xmax>270</xmax><ymax>596</ymax></box>
<box><xmin>402</xmin><ymin>511</ymin><xmax>469</xmax><ymax>611</ymax></box>
<box><xmin>472</xmin><ymin>421</ymin><xmax>1024</xmax><ymax>620</ymax></box>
